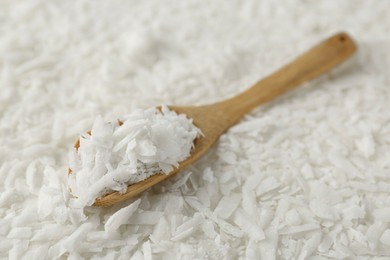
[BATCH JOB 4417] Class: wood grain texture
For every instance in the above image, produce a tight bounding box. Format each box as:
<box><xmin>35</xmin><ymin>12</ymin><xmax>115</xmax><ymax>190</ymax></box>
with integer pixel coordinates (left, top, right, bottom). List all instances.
<box><xmin>94</xmin><ymin>32</ymin><xmax>356</xmax><ymax>206</ymax></box>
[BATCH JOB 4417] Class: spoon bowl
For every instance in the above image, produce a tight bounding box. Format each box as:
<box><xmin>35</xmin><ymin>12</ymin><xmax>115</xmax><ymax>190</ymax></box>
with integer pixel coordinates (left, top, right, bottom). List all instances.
<box><xmin>72</xmin><ymin>32</ymin><xmax>356</xmax><ymax>206</ymax></box>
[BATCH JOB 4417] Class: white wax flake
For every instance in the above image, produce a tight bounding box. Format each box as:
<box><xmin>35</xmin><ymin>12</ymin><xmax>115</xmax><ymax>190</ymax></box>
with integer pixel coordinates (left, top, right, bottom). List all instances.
<box><xmin>301</xmin><ymin>163</ymin><xmax>314</xmax><ymax>179</ymax></box>
<box><xmin>233</xmin><ymin>209</ymin><xmax>265</xmax><ymax>241</ymax></box>
<box><xmin>196</xmin><ymin>187</ymin><xmax>211</xmax><ymax>207</ymax></box>
<box><xmin>0</xmin><ymin>220</ymin><xmax>10</xmax><ymax>236</ymax></box>
<box><xmin>297</xmin><ymin>232</ymin><xmax>322</xmax><ymax>260</ymax></box>
<box><xmin>355</xmin><ymin>134</ymin><xmax>376</xmax><ymax>158</ymax></box>
<box><xmin>327</xmin><ymin>150</ymin><xmax>363</xmax><ymax>179</ymax></box>
<box><xmin>27</xmin><ymin>245</ymin><xmax>49</xmax><ymax>260</ymax></box>
<box><xmin>218</xmin><ymin>150</ymin><xmax>237</xmax><ymax>164</ymax></box>
<box><xmin>202</xmin><ymin>167</ymin><xmax>215</xmax><ymax>183</ymax></box>
<box><xmin>68</xmin><ymin>207</ymin><xmax>88</xmax><ymax>225</ymax></box>
<box><xmin>171</xmin><ymin>227</ymin><xmax>196</xmax><ymax>241</ymax></box>
<box><xmin>348</xmin><ymin>229</ymin><xmax>367</xmax><ymax>245</ymax></box>
<box><xmin>12</xmin><ymin>206</ymin><xmax>37</xmax><ymax>227</ymax></box>
<box><xmin>31</xmin><ymin>224</ymin><xmax>73</xmax><ymax>241</ymax></box>
<box><xmin>279</xmin><ymin>223</ymin><xmax>320</xmax><ymax>235</ymax></box>
<box><xmin>151</xmin><ymin>217</ymin><xmax>170</xmax><ymax>240</ymax></box>
<box><xmin>68</xmin><ymin>105</ymin><xmax>200</xmax><ymax>207</ymax></box>
<box><xmin>372</xmin><ymin>208</ymin><xmax>390</xmax><ymax>222</ymax></box>
<box><xmin>26</xmin><ymin>161</ymin><xmax>42</xmax><ymax>194</ymax></box>
<box><xmin>309</xmin><ymin>181</ymin><xmax>342</xmax><ymax>205</ymax></box>
<box><xmin>309</xmin><ymin>199</ymin><xmax>340</xmax><ymax>221</ymax></box>
<box><xmin>380</xmin><ymin>230</ymin><xmax>390</xmax><ymax>246</ymax></box>
<box><xmin>243</xmin><ymin>172</ymin><xmax>264</xmax><ymax>191</ymax></box>
<box><xmin>256</xmin><ymin>176</ymin><xmax>280</xmax><ymax>197</ymax></box>
<box><xmin>214</xmin><ymin>193</ymin><xmax>241</xmax><ymax>219</ymax></box>
<box><xmin>37</xmin><ymin>186</ymin><xmax>55</xmax><ymax>218</ymax></box>
<box><xmin>7</xmin><ymin>227</ymin><xmax>32</xmax><ymax>239</ymax></box>
<box><xmin>245</xmin><ymin>239</ymin><xmax>261</xmax><ymax>260</ymax></box>
<box><xmin>285</xmin><ymin>208</ymin><xmax>302</xmax><ymax>226</ymax></box>
<box><xmin>142</xmin><ymin>241</ymin><xmax>152</xmax><ymax>260</ymax></box>
<box><xmin>128</xmin><ymin>211</ymin><xmax>163</xmax><ymax>225</ymax></box>
<box><xmin>9</xmin><ymin>239</ymin><xmax>28</xmax><ymax>259</ymax></box>
<box><xmin>104</xmin><ymin>199</ymin><xmax>141</xmax><ymax>232</ymax></box>
<box><xmin>342</xmin><ymin>205</ymin><xmax>365</xmax><ymax>220</ymax></box>
<box><xmin>258</xmin><ymin>226</ymin><xmax>278</xmax><ymax>259</ymax></box>
<box><xmin>367</xmin><ymin>223</ymin><xmax>386</xmax><ymax>250</ymax></box>
<box><xmin>170</xmin><ymin>171</ymin><xmax>193</xmax><ymax>191</ymax></box>
<box><xmin>186</xmin><ymin>197</ymin><xmax>244</xmax><ymax>238</ymax></box>
<box><xmin>164</xmin><ymin>195</ymin><xmax>185</xmax><ymax>213</ymax></box>
<box><xmin>242</xmin><ymin>188</ymin><xmax>258</xmax><ymax>218</ymax></box>
<box><xmin>174</xmin><ymin>214</ymin><xmax>203</xmax><ymax>236</ymax></box>
<box><xmin>57</xmin><ymin>222</ymin><xmax>96</xmax><ymax>256</ymax></box>
<box><xmin>201</xmin><ymin>220</ymin><xmax>217</xmax><ymax>239</ymax></box>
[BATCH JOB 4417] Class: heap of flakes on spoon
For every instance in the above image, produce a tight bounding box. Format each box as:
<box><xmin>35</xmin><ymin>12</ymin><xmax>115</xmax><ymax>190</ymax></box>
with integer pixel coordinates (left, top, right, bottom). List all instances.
<box><xmin>68</xmin><ymin>105</ymin><xmax>201</xmax><ymax>207</ymax></box>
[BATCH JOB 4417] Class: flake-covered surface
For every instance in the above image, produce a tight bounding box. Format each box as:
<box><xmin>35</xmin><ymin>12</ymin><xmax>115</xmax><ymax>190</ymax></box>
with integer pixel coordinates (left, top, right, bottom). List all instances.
<box><xmin>1</xmin><ymin>0</ymin><xmax>390</xmax><ymax>259</ymax></box>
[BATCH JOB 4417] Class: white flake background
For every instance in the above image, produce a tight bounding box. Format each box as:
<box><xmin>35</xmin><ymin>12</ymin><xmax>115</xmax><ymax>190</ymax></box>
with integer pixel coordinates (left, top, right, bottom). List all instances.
<box><xmin>1</xmin><ymin>0</ymin><xmax>390</xmax><ymax>259</ymax></box>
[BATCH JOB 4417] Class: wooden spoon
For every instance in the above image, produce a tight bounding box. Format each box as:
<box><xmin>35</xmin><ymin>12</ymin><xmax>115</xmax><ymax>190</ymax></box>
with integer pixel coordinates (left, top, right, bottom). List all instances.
<box><xmin>85</xmin><ymin>32</ymin><xmax>356</xmax><ymax>206</ymax></box>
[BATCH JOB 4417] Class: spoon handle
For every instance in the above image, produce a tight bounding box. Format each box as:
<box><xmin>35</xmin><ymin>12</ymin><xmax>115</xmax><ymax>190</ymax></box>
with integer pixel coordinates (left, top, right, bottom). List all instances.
<box><xmin>218</xmin><ymin>32</ymin><xmax>357</xmax><ymax>119</ymax></box>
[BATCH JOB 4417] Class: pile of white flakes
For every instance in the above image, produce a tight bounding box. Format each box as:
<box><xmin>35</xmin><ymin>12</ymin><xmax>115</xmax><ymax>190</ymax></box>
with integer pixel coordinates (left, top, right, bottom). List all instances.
<box><xmin>68</xmin><ymin>105</ymin><xmax>200</xmax><ymax>207</ymax></box>
<box><xmin>1</xmin><ymin>0</ymin><xmax>390</xmax><ymax>259</ymax></box>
